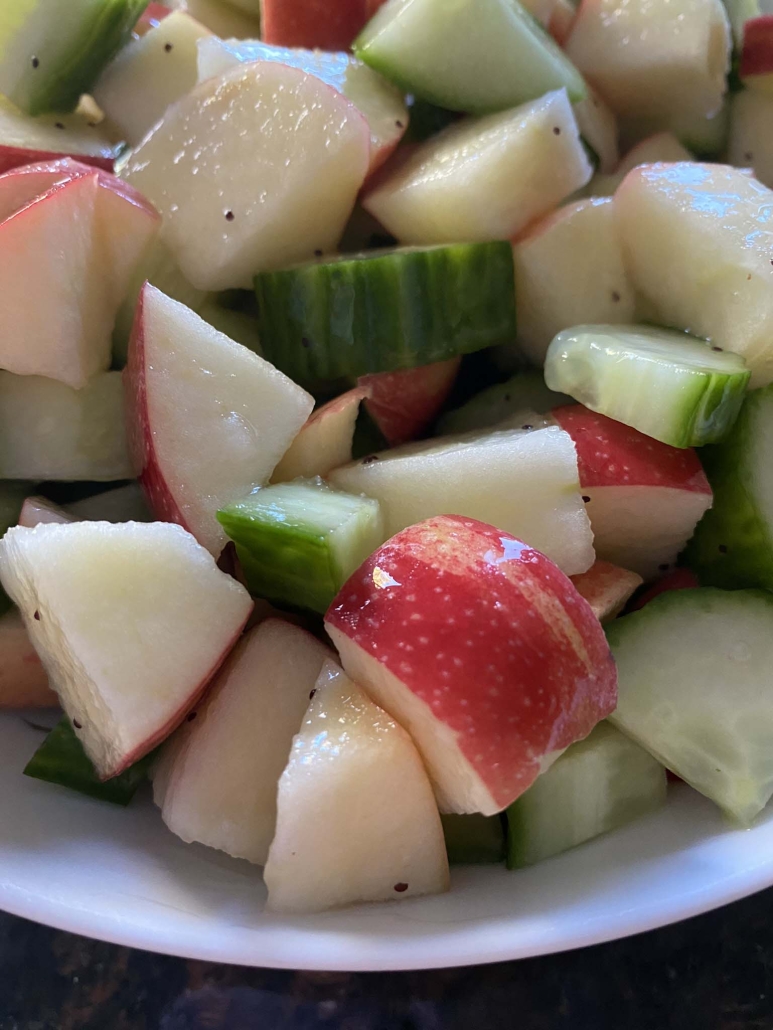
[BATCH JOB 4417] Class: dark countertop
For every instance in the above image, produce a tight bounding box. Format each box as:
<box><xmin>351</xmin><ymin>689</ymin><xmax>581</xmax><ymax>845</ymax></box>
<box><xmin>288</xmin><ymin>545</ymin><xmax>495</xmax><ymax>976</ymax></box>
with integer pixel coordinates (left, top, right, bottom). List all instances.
<box><xmin>2</xmin><ymin>889</ymin><xmax>773</xmax><ymax>1030</ymax></box>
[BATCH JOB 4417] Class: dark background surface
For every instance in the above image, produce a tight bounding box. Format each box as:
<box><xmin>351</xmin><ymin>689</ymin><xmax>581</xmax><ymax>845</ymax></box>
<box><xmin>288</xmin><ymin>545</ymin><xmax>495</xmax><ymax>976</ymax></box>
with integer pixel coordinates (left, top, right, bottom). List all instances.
<box><xmin>2</xmin><ymin>889</ymin><xmax>773</xmax><ymax>1030</ymax></box>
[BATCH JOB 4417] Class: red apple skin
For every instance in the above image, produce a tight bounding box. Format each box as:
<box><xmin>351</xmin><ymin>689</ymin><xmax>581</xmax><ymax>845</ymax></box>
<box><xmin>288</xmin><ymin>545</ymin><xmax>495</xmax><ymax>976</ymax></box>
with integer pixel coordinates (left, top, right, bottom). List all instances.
<box><xmin>262</xmin><ymin>0</ymin><xmax>388</xmax><ymax>50</ymax></box>
<box><xmin>0</xmin><ymin>147</ymin><xmax>113</xmax><ymax>175</ymax></box>
<box><xmin>359</xmin><ymin>358</ymin><xmax>461</xmax><ymax>446</ymax></box>
<box><xmin>136</xmin><ymin>2</ymin><xmax>173</xmax><ymax>33</ymax></box>
<box><xmin>628</xmin><ymin>567</ymin><xmax>700</xmax><ymax>612</ymax></box>
<box><xmin>124</xmin><ymin>283</ymin><xmax>188</xmax><ymax>531</ymax></box>
<box><xmin>0</xmin><ymin>157</ymin><xmax>157</xmax><ymax>217</ymax></box>
<box><xmin>105</xmin><ymin>611</ymin><xmax>251</xmax><ymax>779</ymax></box>
<box><xmin>325</xmin><ymin>514</ymin><xmax>617</xmax><ymax>813</ymax></box>
<box><xmin>551</xmin><ymin>405</ymin><xmax>711</xmax><ymax>493</ymax></box>
<box><xmin>740</xmin><ymin>16</ymin><xmax>773</xmax><ymax>82</ymax></box>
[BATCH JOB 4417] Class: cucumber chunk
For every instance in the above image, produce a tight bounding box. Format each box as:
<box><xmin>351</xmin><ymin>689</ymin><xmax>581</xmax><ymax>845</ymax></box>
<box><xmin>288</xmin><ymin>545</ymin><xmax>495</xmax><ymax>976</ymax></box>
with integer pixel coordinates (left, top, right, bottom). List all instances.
<box><xmin>441</xmin><ymin>814</ymin><xmax>506</xmax><ymax>865</ymax></box>
<box><xmin>437</xmin><ymin>372</ymin><xmax>570</xmax><ymax>435</ymax></box>
<box><xmin>354</xmin><ymin>0</ymin><xmax>586</xmax><ymax>114</ymax></box>
<box><xmin>545</xmin><ymin>325</ymin><xmax>750</xmax><ymax>448</ymax></box>
<box><xmin>218</xmin><ymin>478</ymin><xmax>385</xmax><ymax>614</ymax></box>
<box><xmin>607</xmin><ymin>588</ymin><xmax>773</xmax><ymax>824</ymax></box>
<box><xmin>0</xmin><ymin>0</ymin><xmax>150</xmax><ymax>115</ymax></box>
<box><xmin>254</xmin><ymin>243</ymin><xmax>516</xmax><ymax>385</ymax></box>
<box><xmin>24</xmin><ymin>717</ymin><xmax>155</xmax><ymax>806</ymax></box>
<box><xmin>687</xmin><ymin>384</ymin><xmax>773</xmax><ymax>590</ymax></box>
<box><xmin>506</xmin><ymin>722</ymin><xmax>666</xmax><ymax>868</ymax></box>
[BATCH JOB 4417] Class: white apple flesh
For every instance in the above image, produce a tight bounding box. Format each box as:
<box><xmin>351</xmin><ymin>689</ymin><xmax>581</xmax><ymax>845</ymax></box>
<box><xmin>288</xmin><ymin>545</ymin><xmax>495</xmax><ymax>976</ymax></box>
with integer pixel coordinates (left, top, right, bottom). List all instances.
<box><xmin>615</xmin><ymin>161</ymin><xmax>773</xmax><ymax>386</ymax></box>
<box><xmin>264</xmin><ymin>660</ymin><xmax>450</xmax><ymax>912</ymax></box>
<box><xmin>0</xmin><ymin>96</ymin><xmax>116</xmax><ymax>175</ymax></box>
<box><xmin>122</xmin><ymin>60</ymin><xmax>371</xmax><ymax>290</ymax></box>
<box><xmin>0</xmin><ymin>521</ymin><xmax>253</xmax><ymax>779</ymax></box>
<box><xmin>570</xmin><ymin>560</ymin><xmax>643</xmax><ymax>623</ymax></box>
<box><xmin>153</xmin><ymin>618</ymin><xmax>334</xmax><ymax>866</ymax></box>
<box><xmin>271</xmin><ymin>388</ymin><xmax>367</xmax><ymax>483</ymax></box>
<box><xmin>326</xmin><ymin>516</ymin><xmax>617</xmax><ymax>815</ymax></box>
<box><xmin>125</xmin><ymin>284</ymin><xmax>314</xmax><ymax>556</ymax></box>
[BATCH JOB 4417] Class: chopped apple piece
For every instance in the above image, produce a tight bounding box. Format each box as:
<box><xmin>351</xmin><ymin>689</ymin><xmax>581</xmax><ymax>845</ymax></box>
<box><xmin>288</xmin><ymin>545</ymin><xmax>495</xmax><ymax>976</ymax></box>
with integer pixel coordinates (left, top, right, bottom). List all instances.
<box><xmin>566</xmin><ymin>0</ymin><xmax>731</xmax><ymax>126</ymax></box>
<box><xmin>363</xmin><ymin>89</ymin><xmax>592</xmax><ymax>245</ymax></box>
<box><xmin>123</xmin><ymin>61</ymin><xmax>371</xmax><ymax>290</ymax></box>
<box><xmin>0</xmin><ymin>97</ymin><xmax>116</xmax><ymax>174</ymax></box>
<box><xmin>326</xmin><ymin>516</ymin><xmax>617</xmax><ymax>815</ymax></box>
<box><xmin>125</xmin><ymin>284</ymin><xmax>314</xmax><ymax>556</ymax></box>
<box><xmin>359</xmin><ymin>358</ymin><xmax>461</xmax><ymax>446</ymax></box>
<box><xmin>94</xmin><ymin>11</ymin><xmax>213</xmax><ymax>146</ymax></box>
<box><xmin>153</xmin><ymin>619</ymin><xmax>334</xmax><ymax>866</ymax></box>
<box><xmin>513</xmin><ymin>198</ymin><xmax>635</xmax><ymax>366</ymax></box>
<box><xmin>615</xmin><ymin>162</ymin><xmax>773</xmax><ymax>387</ymax></box>
<box><xmin>329</xmin><ymin>422</ymin><xmax>595</xmax><ymax>576</ymax></box>
<box><xmin>272</xmin><ymin>389</ymin><xmax>368</xmax><ymax>483</ymax></box>
<box><xmin>0</xmin><ymin>371</ymin><xmax>131</xmax><ymax>482</ymax></box>
<box><xmin>264</xmin><ymin>660</ymin><xmax>450</xmax><ymax>912</ymax></box>
<box><xmin>0</xmin><ymin>521</ymin><xmax>253</xmax><ymax>779</ymax></box>
<box><xmin>570</xmin><ymin>561</ymin><xmax>643</xmax><ymax>623</ymax></box>
<box><xmin>0</xmin><ymin>609</ymin><xmax>57</xmax><ymax>708</ymax></box>
<box><xmin>262</xmin><ymin>0</ymin><xmax>387</xmax><ymax>50</ymax></box>
<box><xmin>18</xmin><ymin>497</ymin><xmax>73</xmax><ymax>528</ymax></box>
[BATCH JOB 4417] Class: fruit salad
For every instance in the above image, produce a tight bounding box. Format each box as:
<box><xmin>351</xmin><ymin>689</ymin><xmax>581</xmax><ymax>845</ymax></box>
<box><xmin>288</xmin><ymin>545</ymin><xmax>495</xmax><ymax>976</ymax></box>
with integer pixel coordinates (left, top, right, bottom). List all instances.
<box><xmin>0</xmin><ymin>0</ymin><xmax>772</xmax><ymax>915</ymax></box>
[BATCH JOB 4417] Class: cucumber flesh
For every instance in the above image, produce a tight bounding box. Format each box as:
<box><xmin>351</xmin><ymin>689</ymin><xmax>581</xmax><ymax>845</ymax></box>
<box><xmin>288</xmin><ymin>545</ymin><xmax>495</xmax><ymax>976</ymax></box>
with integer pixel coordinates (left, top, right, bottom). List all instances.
<box><xmin>441</xmin><ymin>814</ymin><xmax>506</xmax><ymax>865</ymax></box>
<box><xmin>506</xmin><ymin>722</ymin><xmax>666</xmax><ymax>868</ymax></box>
<box><xmin>0</xmin><ymin>0</ymin><xmax>150</xmax><ymax>115</ymax></box>
<box><xmin>24</xmin><ymin>716</ymin><xmax>154</xmax><ymax>805</ymax></box>
<box><xmin>254</xmin><ymin>243</ymin><xmax>516</xmax><ymax>385</ymax></box>
<box><xmin>354</xmin><ymin>0</ymin><xmax>586</xmax><ymax>114</ymax></box>
<box><xmin>686</xmin><ymin>384</ymin><xmax>773</xmax><ymax>590</ymax></box>
<box><xmin>217</xmin><ymin>478</ymin><xmax>385</xmax><ymax>614</ymax></box>
<box><xmin>607</xmin><ymin>588</ymin><xmax>773</xmax><ymax>824</ymax></box>
<box><xmin>437</xmin><ymin>372</ymin><xmax>570</xmax><ymax>435</ymax></box>
<box><xmin>545</xmin><ymin>325</ymin><xmax>751</xmax><ymax>448</ymax></box>
<box><xmin>0</xmin><ymin>371</ymin><xmax>132</xmax><ymax>482</ymax></box>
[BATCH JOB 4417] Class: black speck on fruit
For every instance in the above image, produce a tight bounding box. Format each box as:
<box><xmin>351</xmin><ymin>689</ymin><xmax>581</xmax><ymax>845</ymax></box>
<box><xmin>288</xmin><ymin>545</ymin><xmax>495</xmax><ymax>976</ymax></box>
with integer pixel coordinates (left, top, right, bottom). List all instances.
<box><xmin>54</xmin><ymin>122</ymin><xmax>65</xmax><ymax>130</ymax></box>
<box><xmin>719</xmin><ymin>544</ymin><xmax>728</xmax><ymax>554</ymax></box>
<box><xmin>522</xmin><ymin>424</ymin><xmax>533</xmax><ymax>431</ymax></box>
<box><xmin>31</xmin><ymin>56</ymin><xmax>39</xmax><ymax>69</ymax></box>
<box><xmin>396</xmin><ymin>120</ymin><xmax>404</xmax><ymax>128</ymax></box>
<box><xmin>552</xmin><ymin>126</ymin><xmax>561</xmax><ymax>135</ymax></box>
<box><xmin>394</xmin><ymin>883</ymin><xmax>409</xmax><ymax>893</ymax></box>
<box><xmin>362</xmin><ymin>454</ymin><xmax>379</xmax><ymax>464</ymax></box>
<box><xmin>309</xmin><ymin>688</ymin><xmax>317</xmax><ymax>700</ymax></box>
<box><xmin>187</xmin><ymin>711</ymin><xmax>197</xmax><ymax>722</ymax></box>
<box><xmin>73</xmin><ymin>720</ymin><xmax>82</xmax><ymax>730</ymax></box>
<box><xmin>33</xmin><ymin>610</ymin><xmax>40</xmax><ymax>621</ymax></box>
<box><xmin>582</xmin><ymin>496</ymin><xmax>591</xmax><ymax>503</ymax></box>
<box><xmin>314</xmin><ymin>249</ymin><xmax>322</xmax><ymax>257</ymax></box>
<box><xmin>611</xmin><ymin>290</ymin><xmax>621</xmax><ymax>303</ymax></box>
<box><xmin>744</xmin><ymin>152</ymin><xmax>753</xmax><ymax>162</ymax></box>
<box><xmin>225</xmin><ymin>210</ymin><xmax>235</xmax><ymax>221</ymax></box>
<box><xmin>712</xmin><ymin>346</ymin><xmax>723</xmax><ymax>352</ymax></box>
<box><xmin>164</xmin><ymin>42</ymin><xmax>173</xmax><ymax>52</ymax></box>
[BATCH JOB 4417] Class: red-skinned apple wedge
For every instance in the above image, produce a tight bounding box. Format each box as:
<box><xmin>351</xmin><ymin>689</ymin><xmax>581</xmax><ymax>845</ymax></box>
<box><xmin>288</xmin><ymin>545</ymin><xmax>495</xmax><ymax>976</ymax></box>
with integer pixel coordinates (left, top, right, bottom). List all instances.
<box><xmin>271</xmin><ymin>388</ymin><xmax>368</xmax><ymax>483</ymax></box>
<box><xmin>153</xmin><ymin>619</ymin><xmax>334</xmax><ymax>866</ymax></box>
<box><xmin>359</xmin><ymin>359</ymin><xmax>461</xmax><ymax>446</ymax></box>
<box><xmin>552</xmin><ymin>405</ymin><xmax>712</xmax><ymax>579</ymax></box>
<box><xmin>0</xmin><ymin>609</ymin><xmax>57</xmax><ymax>708</ymax></box>
<box><xmin>325</xmin><ymin>515</ymin><xmax>617</xmax><ymax>816</ymax></box>
<box><xmin>570</xmin><ymin>560</ymin><xmax>643</xmax><ymax>622</ymax></box>
<box><xmin>0</xmin><ymin>98</ymin><xmax>116</xmax><ymax>175</ymax></box>
<box><xmin>0</xmin><ymin>521</ymin><xmax>253</xmax><ymax>779</ymax></box>
<box><xmin>261</xmin><ymin>0</ymin><xmax>387</xmax><ymax>50</ymax></box>
<box><xmin>264</xmin><ymin>659</ymin><xmax>449</xmax><ymax>912</ymax></box>
<box><xmin>739</xmin><ymin>15</ymin><xmax>773</xmax><ymax>90</ymax></box>
<box><xmin>125</xmin><ymin>284</ymin><xmax>314</xmax><ymax>556</ymax></box>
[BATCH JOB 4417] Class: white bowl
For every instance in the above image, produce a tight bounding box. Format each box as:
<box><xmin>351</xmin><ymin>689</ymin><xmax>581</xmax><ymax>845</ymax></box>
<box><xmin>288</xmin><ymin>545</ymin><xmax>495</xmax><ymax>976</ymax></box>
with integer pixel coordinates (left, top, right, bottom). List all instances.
<box><xmin>1</xmin><ymin>711</ymin><xmax>771</xmax><ymax>971</ymax></box>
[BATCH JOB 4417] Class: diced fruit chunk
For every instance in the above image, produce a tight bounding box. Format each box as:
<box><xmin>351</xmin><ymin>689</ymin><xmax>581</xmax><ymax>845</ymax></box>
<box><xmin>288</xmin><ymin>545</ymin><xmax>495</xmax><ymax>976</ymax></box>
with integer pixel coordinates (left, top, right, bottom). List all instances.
<box><xmin>219</xmin><ymin>479</ymin><xmax>384</xmax><ymax>613</ymax></box>
<box><xmin>545</xmin><ymin>325</ymin><xmax>750</xmax><ymax>448</ymax></box>
<box><xmin>0</xmin><ymin>96</ymin><xmax>117</xmax><ymax>173</ymax></box>
<box><xmin>570</xmin><ymin>561</ymin><xmax>643</xmax><ymax>623</ymax></box>
<box><xmin>153</xmin><ymin>619</ymin><xmax>333</xmax><ymax>865</ymax></box>
<box><xmin>363</xmin><ymin>90</ymin><xmax>592</xmax><ymax>245</ymax></box>
<box><xmin>261</xmin><ymin>0</ymin><xmax>385</xmax><ymax>50</ymax></box>
<box><xmin>0</xmin><ymin>521</ymin><xmax>253</xmax><ymax>779</ymax></box>
<box><xmin>727</xmin><ymin>90</ymin><xmax>773</xmax><ymax>189</ymax></box>
<box><xmin>93</xmin><ymin>11</ymin><xmax>212</xmax><ymax>146</ymax></box>
<box><xmin>686</xmin><ymin>384</ymin><xmax>773</xmax><ymax>590</ymax></box>
<box><xmin>125</xmin><ymin>285</ymin><xmax>313</xmax><ymax>557</ymax></box>
<box><xmin>174</xmin><ymin>0</ymin><xmax>261</xmax><ymax>36</ymax></box>
<box><xmin>272</xmin><ymin>389</ymin><xmax>368</xmax><ymax>483</ymax></box>
<box><xmin>122</xmin><ymin>61</ymin><xmax>370</xmax><ymax>290</ymax></box>
<box><xmin>18</xmin><ymin>496</ymin><xmax>73</xmax><ymax>528</ymax></box>
<box><xmin>506</xmin><ymin>722</ymin><xmax>667</xmax><ymax>867</ymax></box>
<box><xmin>196</xmin><ymin>37</ymin><xmax>408</xmax><ymax>176</ymax></box>
<box><xmin>359</xmin><ymin>358</ymin><xmax>460</xmax><ymax>446</ymax></box>
<box><xmin>739</xmin><ymin>15</ymin><xmax>773</xmax><ymax>91</ymax></box>
<box><xmin>512</xmin><ymin>199</ymin><xmax>635</xmax><ymax>366</ymax></box>
<box><xmin>0</xmin><ymin>165</ymin><xmax>159</xmax><ymax>388</ymax></box>
<box><xmin>437</xmin><ymin>372</ymin><xmax>570</xmax><ymax>435</ymax></box>
<box><xmin>329</xmin><ymin>423</ymin><xmax>595</xmax><ymax>576</ymax></box>
<box><xmin>0</xmin><ymin>0</ymin><xmax>150</xmax><ymax>115</ymax></box>
<box><xmin>608</xmin><ymin>588</ymin><xmax>773</xmax><ymax>823</ymax></box>
<box><xmin>326</xmin><ymin>516</ymin><xmax>617</xmax><ymax>815</ymax></box>
<box><xmin>354</xmin><ymin>0</ymin><xmax>585</xmax><ymax>114</ymax></box>
<box><xmin>565</xmin><ymin>0</ymin><xmax>731</xmax><ymax>126</ymax></box>
<box><xmin>552</xmin><ymin>405</ymin><xmax>713</xmax><ymax>579</ymax></box>
<box><xmin>25</xmin><ymin>717</ymin><xmax>155</xmax><ymax>805</ymax></box>
<box><xmin>0</xmin><ymin>372</ymin><xmax>131</xmax><ymax>481</ymax></box>
<box><xmin>253</xmin><ymin>243</ymin><xmax>516</xmax><ymax>383</ymax></box>
<box><xmin>264</xmin><ymin>660</ymin><xmax>450</xmax><ymax>912</ymax></box>
<box><xmin>615</xmin><ymin>162</ymin><xmax>773</xmax><ymax>388</ymax></box>
<box><xmin>0</xmin><ymin>608</ymin><xmax>56</xmax><ymax>708</ymax></box>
